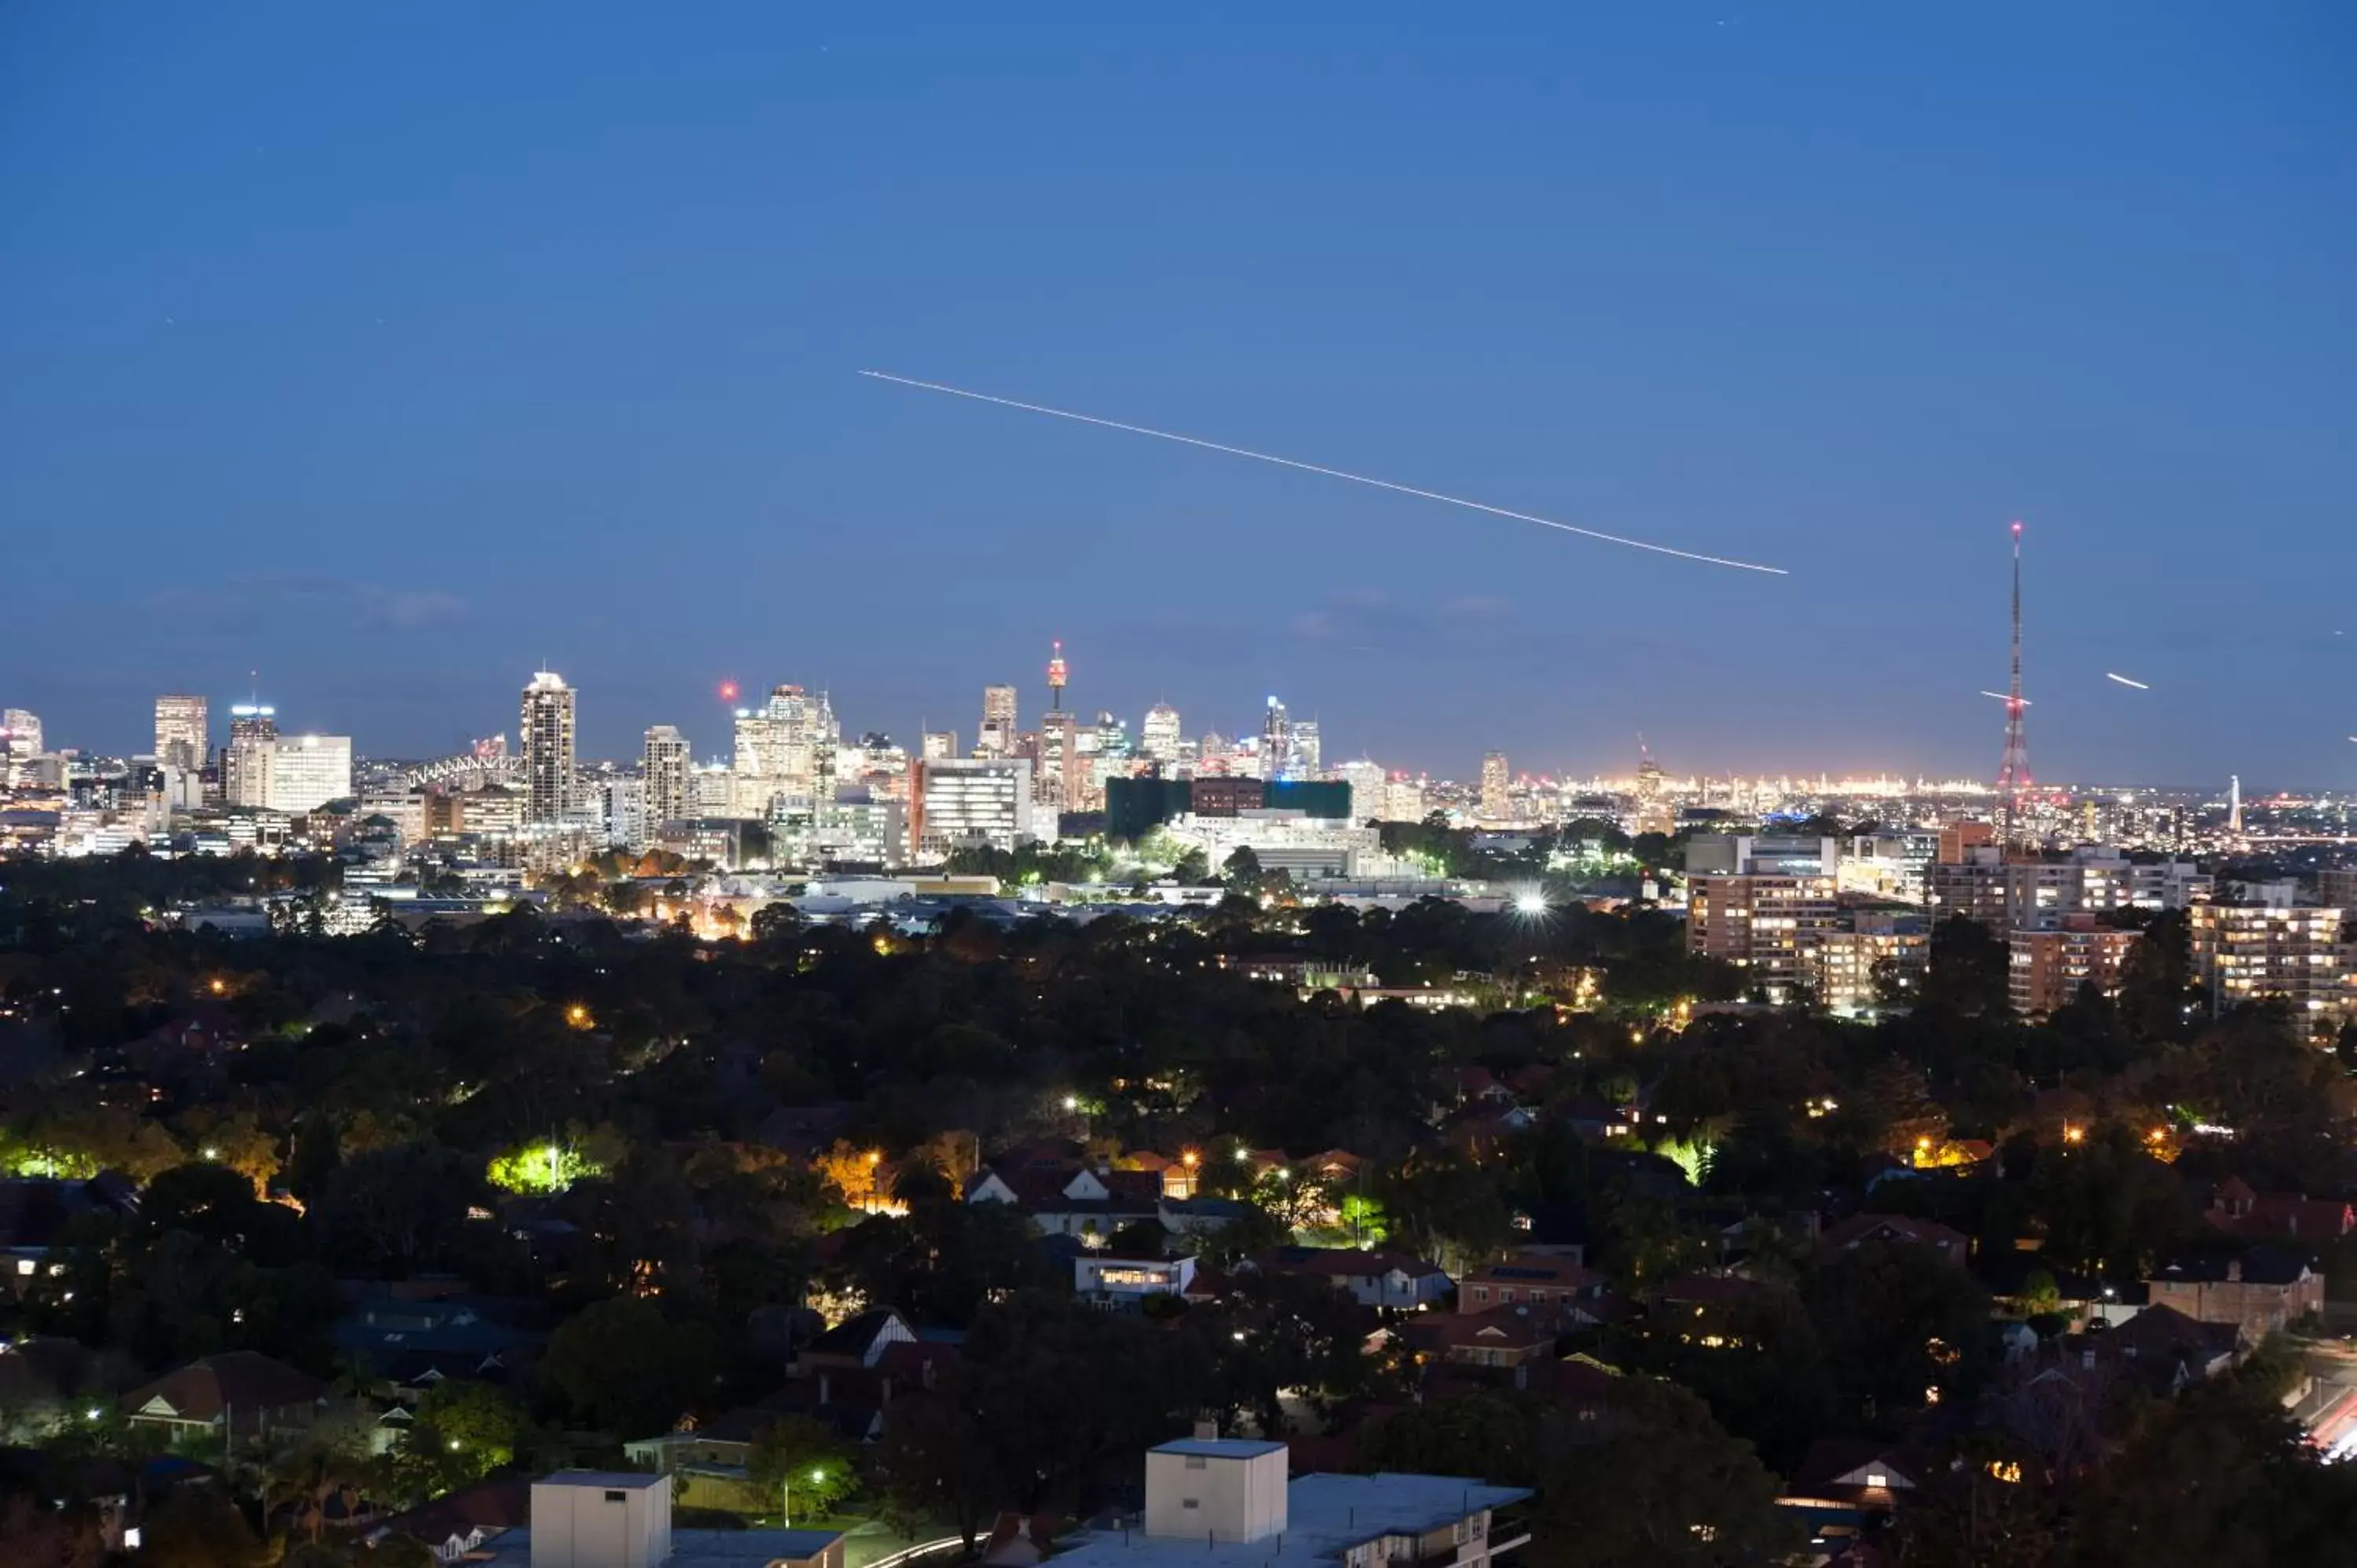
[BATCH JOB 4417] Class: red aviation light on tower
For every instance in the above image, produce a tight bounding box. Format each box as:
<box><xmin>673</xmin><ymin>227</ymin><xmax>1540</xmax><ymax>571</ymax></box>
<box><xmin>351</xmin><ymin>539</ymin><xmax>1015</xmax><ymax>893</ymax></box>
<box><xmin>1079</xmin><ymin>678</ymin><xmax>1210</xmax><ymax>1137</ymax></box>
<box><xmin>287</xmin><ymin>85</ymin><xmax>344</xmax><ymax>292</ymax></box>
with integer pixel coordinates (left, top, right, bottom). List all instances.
<box><xmin>717</xmin><ymin>680</ymin><xmax>740</xmax><ymax>703</ymax></box>
<box><xmin>1047</xmin><ymin>639</ymin><xmax>1069</xmax><ymax>710</ymax></box>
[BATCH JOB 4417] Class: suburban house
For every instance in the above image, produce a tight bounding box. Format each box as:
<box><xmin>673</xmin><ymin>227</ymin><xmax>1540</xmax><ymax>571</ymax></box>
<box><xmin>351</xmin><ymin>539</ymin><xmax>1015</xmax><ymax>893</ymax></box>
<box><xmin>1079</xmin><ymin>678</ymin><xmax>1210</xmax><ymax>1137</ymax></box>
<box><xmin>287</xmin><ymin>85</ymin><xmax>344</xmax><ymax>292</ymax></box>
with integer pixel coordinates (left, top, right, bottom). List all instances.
<box><xmin>1650</xmin><ymin>1273</ymin><xmax>1774</xmax><ymax>1349</ymax></box>
<box><xmin>369</xmin><ymin>1477</ymin><xmax>533</xmax><ymax>1565</ymax></box>
<box><xmin>1457</xmin><ymin>1254</ymin><xmax>1600</xmax><ymax>1321</ymax></box>
<box><xmin>332</xmin><ymin>1294</ymin><xmax>538</xmax><ymax>1402</ymax></box>
<box><xmin>623</xmin><ymin>1405</ymin><xmax>789</xmax><ymax>1511</ymax></box>
<box><xmin>967</xmin><ymin>1163</ymin><xmax>1161</xmax><ymax>1243</ymax></box>
<box><xmin>1402</xmin><ymin>1305</ymin><xmax>1558</xmax><ymax>1369</ymax></box>
<box><xmin>1076</xmin><ymin>1252</ymin><xmax>1197</xmax><ymax>1311</ymax></box>
<box><xmin>1252</xmin><ymin>1247</ymin><xmax>1453</xmax><ymax>1310</ymax></box>
<box><xmin>1993</xmin><ymin>1304</ymin><xmax>2246</xmax><ymax>1467</ymax></box>
<box><xmin>1816</xmin><ymin>1213</ymin><xmax>1971</xmax><ymax>1266</ymax></box>
<box><xmin>2146</xmin><ymin>1247</ymin><xmax>2322</xmax><ymax>1336</ymax></box>
<box><xmin>121</xmin><ymin>1351</ymin><xmax>328</xmax><ymax>1444</ymax></box>
<box><xmin>1776</xmin><ymin>1439</ymin><xmax>1930</xmax><ymax>1549</ymax></box>
<box><xmin>2204</xmin><ymin>1178</ymin><xmax>2355</xmax><ymax>1244</ymax></box>
<box><xmin>796</xmin><ymin>1308</ymin><xmax>915</xmax><ymax>1372</ymax></box>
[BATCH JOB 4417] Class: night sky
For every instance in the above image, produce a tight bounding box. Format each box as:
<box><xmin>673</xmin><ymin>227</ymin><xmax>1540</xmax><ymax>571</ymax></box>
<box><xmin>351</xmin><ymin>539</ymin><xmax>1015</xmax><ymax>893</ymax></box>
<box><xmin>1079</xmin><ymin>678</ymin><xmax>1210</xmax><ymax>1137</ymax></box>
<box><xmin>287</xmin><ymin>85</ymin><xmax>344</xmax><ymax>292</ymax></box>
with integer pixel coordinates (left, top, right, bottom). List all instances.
<box><xmin>3</xmin><ymin>5</ymin><xmax>2351</xmax><ymax>784</ymax></box>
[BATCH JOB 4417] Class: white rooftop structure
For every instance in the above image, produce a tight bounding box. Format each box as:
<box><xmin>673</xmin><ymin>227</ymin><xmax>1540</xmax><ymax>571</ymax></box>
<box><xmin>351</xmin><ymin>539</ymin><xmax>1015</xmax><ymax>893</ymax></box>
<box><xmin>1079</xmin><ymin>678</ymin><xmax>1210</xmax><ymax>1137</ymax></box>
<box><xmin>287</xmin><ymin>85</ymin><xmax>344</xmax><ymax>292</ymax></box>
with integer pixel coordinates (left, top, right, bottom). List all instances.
<box><xmin>468</xmin><ymin>1473</ymin><xmax>845</xmax><ymax>1568</ymax></box>
<box><xmin>1055</xmin><ymin>1438</ymin><xmax>1530</xmax><ymax>1568</ymax></box>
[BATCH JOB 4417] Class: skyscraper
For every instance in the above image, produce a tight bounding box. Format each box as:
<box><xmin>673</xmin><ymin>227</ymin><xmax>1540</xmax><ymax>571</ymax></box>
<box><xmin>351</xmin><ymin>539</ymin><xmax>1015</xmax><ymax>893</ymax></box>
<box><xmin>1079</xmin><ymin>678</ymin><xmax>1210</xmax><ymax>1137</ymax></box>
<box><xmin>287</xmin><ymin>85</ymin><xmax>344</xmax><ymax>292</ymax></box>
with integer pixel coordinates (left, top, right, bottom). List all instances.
<box><xmin>1141</xmin><ymin>702</ymin><xmax>1182</xmax><ymax>765</ymax></box>
<box><xmin>1290</xmin><ymin>719</ymin><xmax>1321</xmax><ymax>777</ymax></box>
<box><xmin>0</xmin><ymin>709</ymin><xmax>42</xmax><ymax>757</ymax></box>
<box><xmin>519</xmin><ymin>671</ymin><xmax>577</xmax><ymax>824</ymax></box>
<box><xmin>224</xmin><ymin>704</ymin><xmax>279</xmax><ymax>808</ymax></box>
<box><xmin>642</xmin><ymin>724</ymin><xmax>691</xmax><ymax>830</ymax></box>
<box><xmin>1479</xmin><ymin>751</ymin><xmax>1511</xmax><ymax>822</ymax></box>
<box><xmin>154</xmin><ymin>694</ymin><xmax>209</xmax><ymax>773</ymax></box>
<box><xmin>0</xmin><ymin>709</ymin><xmax>40</xmax><ymax>789</ymax></box>
<box><xmin>1038</xmin><ymin>710</ymin><xmax>1081</xmax><ymax>815</ymax></box>
<box><xmin>1261</xmin><ymin>697</ymin><xmax>1291</xmax><ymax>781</ymax></box>
<box><xmin>977</xmin><ymin>685</ymin><xmax>1018</xmax><ymax>757</ymax></box>
<box><xmin>1634</xmin><ymin>748</ymin><xmax>1672</xmax><ymax>837</ymax></box>
<box><xmin>262</xmin><ymin>733</ymin><xmax>353</xmax><ymax>813</ymax></box>
<box><xmin>731</xmin><ymin>683</ymin><xmax>838</xmax><ymax>815</ymax></box>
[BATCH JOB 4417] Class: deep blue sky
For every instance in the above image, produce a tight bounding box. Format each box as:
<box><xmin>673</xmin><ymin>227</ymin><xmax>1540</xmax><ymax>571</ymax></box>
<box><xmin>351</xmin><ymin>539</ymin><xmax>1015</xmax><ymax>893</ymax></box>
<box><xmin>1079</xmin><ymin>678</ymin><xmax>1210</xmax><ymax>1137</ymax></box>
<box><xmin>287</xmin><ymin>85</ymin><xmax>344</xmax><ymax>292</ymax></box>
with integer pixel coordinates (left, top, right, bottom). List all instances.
<box><xmin>4</xmin><ymin>5</ymin><xmax>2351</xmax><ymax>784</ymax></box>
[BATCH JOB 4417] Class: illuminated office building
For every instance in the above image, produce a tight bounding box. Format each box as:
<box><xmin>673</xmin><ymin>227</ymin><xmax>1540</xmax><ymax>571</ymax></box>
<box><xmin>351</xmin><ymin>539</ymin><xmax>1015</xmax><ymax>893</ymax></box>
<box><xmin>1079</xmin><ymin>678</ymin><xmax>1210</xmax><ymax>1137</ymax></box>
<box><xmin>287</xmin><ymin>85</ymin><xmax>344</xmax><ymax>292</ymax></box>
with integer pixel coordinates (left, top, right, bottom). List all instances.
<box><xmin>153</xmin><ymin>694</ymin><xmax>209</xmax><ymax>774</ymax></box>
<box><xmin>1141</xmin><ymin>702</ymin><xmax>1182</xmax><ymax>766</ymax></box>
<box><xmin>223</xmin><ymin>704</ymin><xmax>279</xmax><ymax>808</ymax></box>
<box><xmin>977</xmin><ymin>685</ymin><xmax>1018</xmax><ymax>758</ymax></box>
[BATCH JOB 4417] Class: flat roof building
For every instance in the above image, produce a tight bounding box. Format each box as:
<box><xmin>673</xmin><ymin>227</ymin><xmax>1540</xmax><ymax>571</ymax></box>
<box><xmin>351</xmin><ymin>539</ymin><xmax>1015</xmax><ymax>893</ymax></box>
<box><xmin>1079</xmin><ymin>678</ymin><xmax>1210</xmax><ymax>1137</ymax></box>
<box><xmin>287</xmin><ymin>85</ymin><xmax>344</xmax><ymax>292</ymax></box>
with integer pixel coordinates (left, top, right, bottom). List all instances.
<box><xmin>1047</xmin><ymin>1437</ymin><xmax>1529</xmax><ymax>1568</ymax></box>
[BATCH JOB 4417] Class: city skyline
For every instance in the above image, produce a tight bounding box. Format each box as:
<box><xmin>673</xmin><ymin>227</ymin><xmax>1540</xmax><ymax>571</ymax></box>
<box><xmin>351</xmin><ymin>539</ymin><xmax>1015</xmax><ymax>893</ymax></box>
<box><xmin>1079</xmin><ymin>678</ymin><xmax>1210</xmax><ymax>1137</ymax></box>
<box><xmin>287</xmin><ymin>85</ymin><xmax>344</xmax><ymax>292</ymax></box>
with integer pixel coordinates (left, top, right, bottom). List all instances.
<box><xmin>4</xmin><ymin>641</ymin><xmax>2357</xmax><ymax>797</ymax></box>
<box><xmin>4</xmin><ymin>9</ymin><xmax>2351</xmax><ymax>783</ymax></box>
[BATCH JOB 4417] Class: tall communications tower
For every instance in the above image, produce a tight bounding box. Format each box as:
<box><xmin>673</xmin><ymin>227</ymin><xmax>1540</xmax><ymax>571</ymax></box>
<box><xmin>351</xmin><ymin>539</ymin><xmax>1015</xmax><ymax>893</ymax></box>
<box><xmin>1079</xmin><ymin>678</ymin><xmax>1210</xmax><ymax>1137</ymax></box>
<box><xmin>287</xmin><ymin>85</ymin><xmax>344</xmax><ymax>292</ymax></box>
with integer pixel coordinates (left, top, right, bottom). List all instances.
<box><xmin>1047</xmin><ymin>639</ymin><xmax>1068</xmax><ymax>710</ymax></box>
<box><xmin>1995</xmin><ymin>522</ymin><xmax>2032</xmax><ymax>851</ymax></box>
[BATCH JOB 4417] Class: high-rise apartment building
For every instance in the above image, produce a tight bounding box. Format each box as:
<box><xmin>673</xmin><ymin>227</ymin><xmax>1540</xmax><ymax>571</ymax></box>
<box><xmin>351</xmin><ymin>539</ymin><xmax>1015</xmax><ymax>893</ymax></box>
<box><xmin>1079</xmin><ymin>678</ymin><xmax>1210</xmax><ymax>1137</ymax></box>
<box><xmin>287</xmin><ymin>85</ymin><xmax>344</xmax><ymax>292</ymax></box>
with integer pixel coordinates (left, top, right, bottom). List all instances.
<box><xmin>1384</xmin><ymin>773</ymin><xmax>1426</xmax><ymax>824</ymax></box>
<box><xmin>977</xmin><ymin>685</ymin><xmax>1018</xmax><ymax>758</ymax></box>
<box><xmin>1809</xmin><ymin>910</ymin><xmax>1931</xmax><ymax>1016</ymax></box>
<box><xmin>1687</xmin><ymin>873</ymin><xmax>1842</xmax><ymax>1000</ymax></box>
<box><xmin>911</xmin><ymin>756</ymin><xmax>1036</xmax><ymax>859</ymax></box>
<box><xmin>1337</xmin><ymin>759</ymin><xmax>1386</xmax><ymax>824</ymax></box>
<box><xmin>519</xmin><ymin>671</ymin><xmax>577</xmax><ymax>824</ymax></box>
<box><xmin>1141</xmin><ymin>703</ymin><xmax>1182</xmax><ymax>766</ymax></box>
<box><xmin>153</xmin><ymin>694</ymin><xmax>209</xmax><ymax>773</ymax></box>
<box><xmin>1479</xmin><ymin>752</ymin><xmax>1511</xmax><ymax>822</ymax></box>
<box><xmin>223</xmin><ymin>704</ymin><xmax>280</xmax><ymax>808</ymax></box>
<box><xmin>641</xmin><ymin>724</ymin><xmax>691</xmax><ymax>830</ymax></box>
<box><xmin>2009</xmin><ymin>915</ymin><xmax>2143</xmax><ymax>1019</ymax></box>
<box><xmin>2189</xmin><ymin>903</ymin><xmax>2348</xmax><ymax>1021</ymax></box>
<box><xmin>1633</xmin><ymin>752</ymin><xmax>1673</xmax><ymax>837</ymax></box>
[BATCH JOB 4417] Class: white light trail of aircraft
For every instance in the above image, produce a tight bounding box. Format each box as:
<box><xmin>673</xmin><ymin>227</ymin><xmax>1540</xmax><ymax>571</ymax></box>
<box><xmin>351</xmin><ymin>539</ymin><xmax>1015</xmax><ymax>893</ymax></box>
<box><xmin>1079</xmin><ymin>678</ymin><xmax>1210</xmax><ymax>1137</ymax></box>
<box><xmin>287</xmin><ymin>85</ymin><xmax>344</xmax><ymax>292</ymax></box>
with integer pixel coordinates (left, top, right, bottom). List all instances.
<box><xmin>860</xmin><ymin>369</ymin><xmax>1789</xmax><ymax>576</ymax></box>
<box><xmin>1978</xmin><ymin>690</ymin><xmax>2033</xmax><ymax>705</ymax></box>
<box><xmin>2105</xmin><ymin>672</ymin><xmax>2151</xmax><ymax>690</ymax></box>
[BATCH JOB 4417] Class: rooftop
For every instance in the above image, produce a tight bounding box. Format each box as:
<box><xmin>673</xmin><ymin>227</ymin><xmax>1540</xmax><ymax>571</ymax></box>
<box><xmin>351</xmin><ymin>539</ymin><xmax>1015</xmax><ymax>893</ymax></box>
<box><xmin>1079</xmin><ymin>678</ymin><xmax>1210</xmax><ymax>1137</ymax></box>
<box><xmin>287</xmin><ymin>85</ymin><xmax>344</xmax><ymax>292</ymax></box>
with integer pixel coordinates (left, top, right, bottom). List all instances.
<box><xmin>537</xmin><ymin>1470</ymin><xmax>666</xmax><ymax>1490</ymax></box>
<box><xmin>1055</xmin><ymin>1473</ymin><xmax>1528</xmax><ymax>1568</ymax></box>
<box><xmin>475</xmin><ymin>1528</ymin><xmax>845</xmax><ymax>1567</ymax></box>
<box><xmin>1157</xmin><ymin>1438</ymin><xmax>1287</xmax><ymax>1459</ymax></box>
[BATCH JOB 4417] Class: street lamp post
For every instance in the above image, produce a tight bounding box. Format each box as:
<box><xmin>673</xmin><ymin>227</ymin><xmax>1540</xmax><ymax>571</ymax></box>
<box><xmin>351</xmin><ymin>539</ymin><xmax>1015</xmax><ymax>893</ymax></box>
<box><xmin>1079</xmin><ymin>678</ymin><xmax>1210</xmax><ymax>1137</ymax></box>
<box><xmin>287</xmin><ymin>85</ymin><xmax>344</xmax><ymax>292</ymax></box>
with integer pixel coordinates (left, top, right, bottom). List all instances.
<box><xmin>782</xmin><ymin>1467</ymin><xmax>827</xmax><ymax>1526</ymax></box>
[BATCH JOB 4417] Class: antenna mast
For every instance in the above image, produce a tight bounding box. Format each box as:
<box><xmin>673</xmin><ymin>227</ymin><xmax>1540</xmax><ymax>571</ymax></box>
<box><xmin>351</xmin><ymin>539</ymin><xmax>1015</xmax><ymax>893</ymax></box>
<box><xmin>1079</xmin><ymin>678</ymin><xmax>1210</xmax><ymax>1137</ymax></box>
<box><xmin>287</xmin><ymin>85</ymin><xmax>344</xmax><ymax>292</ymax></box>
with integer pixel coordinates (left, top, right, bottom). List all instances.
<box><xmin>1996</xmin><ymin>522</ymin><xmax>2031</xmax><ymax>853</ymax></box>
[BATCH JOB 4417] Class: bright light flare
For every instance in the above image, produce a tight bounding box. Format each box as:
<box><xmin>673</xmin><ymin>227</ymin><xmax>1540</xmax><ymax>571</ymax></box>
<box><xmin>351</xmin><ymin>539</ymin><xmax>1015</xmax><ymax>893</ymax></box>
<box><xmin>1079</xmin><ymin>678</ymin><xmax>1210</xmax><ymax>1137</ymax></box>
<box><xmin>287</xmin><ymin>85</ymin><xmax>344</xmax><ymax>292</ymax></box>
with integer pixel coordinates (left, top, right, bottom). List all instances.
<box><xmin>861</xmin><ymin>370</ymin><xmax>1789</xmax><ymax>575</ymax></box>
<box><xmin>2104</xmin><ymin>672</ymin><xmax>2150</xmax><ymax>691</ymax></box>
<box><xmin>718</xmin><ymin>680</ymin><xmax>740</xmax><ymax>702</ymax></box>
<box><xmin>1512</xmin><ymin>890</ymin><xmax>1550</xmax><ymax>918</ymax></box>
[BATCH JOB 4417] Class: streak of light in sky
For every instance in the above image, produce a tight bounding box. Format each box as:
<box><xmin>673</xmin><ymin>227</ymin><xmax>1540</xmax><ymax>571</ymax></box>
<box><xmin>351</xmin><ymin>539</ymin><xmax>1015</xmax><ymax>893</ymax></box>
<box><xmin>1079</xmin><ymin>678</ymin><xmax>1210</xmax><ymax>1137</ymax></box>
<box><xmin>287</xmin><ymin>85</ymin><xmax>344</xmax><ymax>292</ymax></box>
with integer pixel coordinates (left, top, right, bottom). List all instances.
<box><xmin>2105</xmin><ymin>672</ymin><xmax>2152</xmax><ymax>690</ymax></box>
<box><xmin>1979</xmin><ymin>691</ymin><xmax>2033</xmax><ymax>705</ymax></box>
<box><xmin>860</xmin><ymin>370</ymin><xmax>1789</xmax><ymax>577</ymax></box>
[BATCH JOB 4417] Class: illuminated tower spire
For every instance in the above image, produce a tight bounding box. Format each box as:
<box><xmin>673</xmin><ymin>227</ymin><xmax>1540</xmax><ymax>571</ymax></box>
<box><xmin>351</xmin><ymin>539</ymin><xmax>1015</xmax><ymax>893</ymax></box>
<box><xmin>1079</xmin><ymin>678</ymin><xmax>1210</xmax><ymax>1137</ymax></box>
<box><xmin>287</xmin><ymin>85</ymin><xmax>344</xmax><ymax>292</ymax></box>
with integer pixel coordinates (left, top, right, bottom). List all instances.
<box><xmin>1996</xmin><ymin>522</ymin><xmax>2032</xmax><ymax>852</ymax></box>
<box><xmin>1047</xmin><ymin>639</ymin><xmax>1068</xmax><ymax>711</ymax></box>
